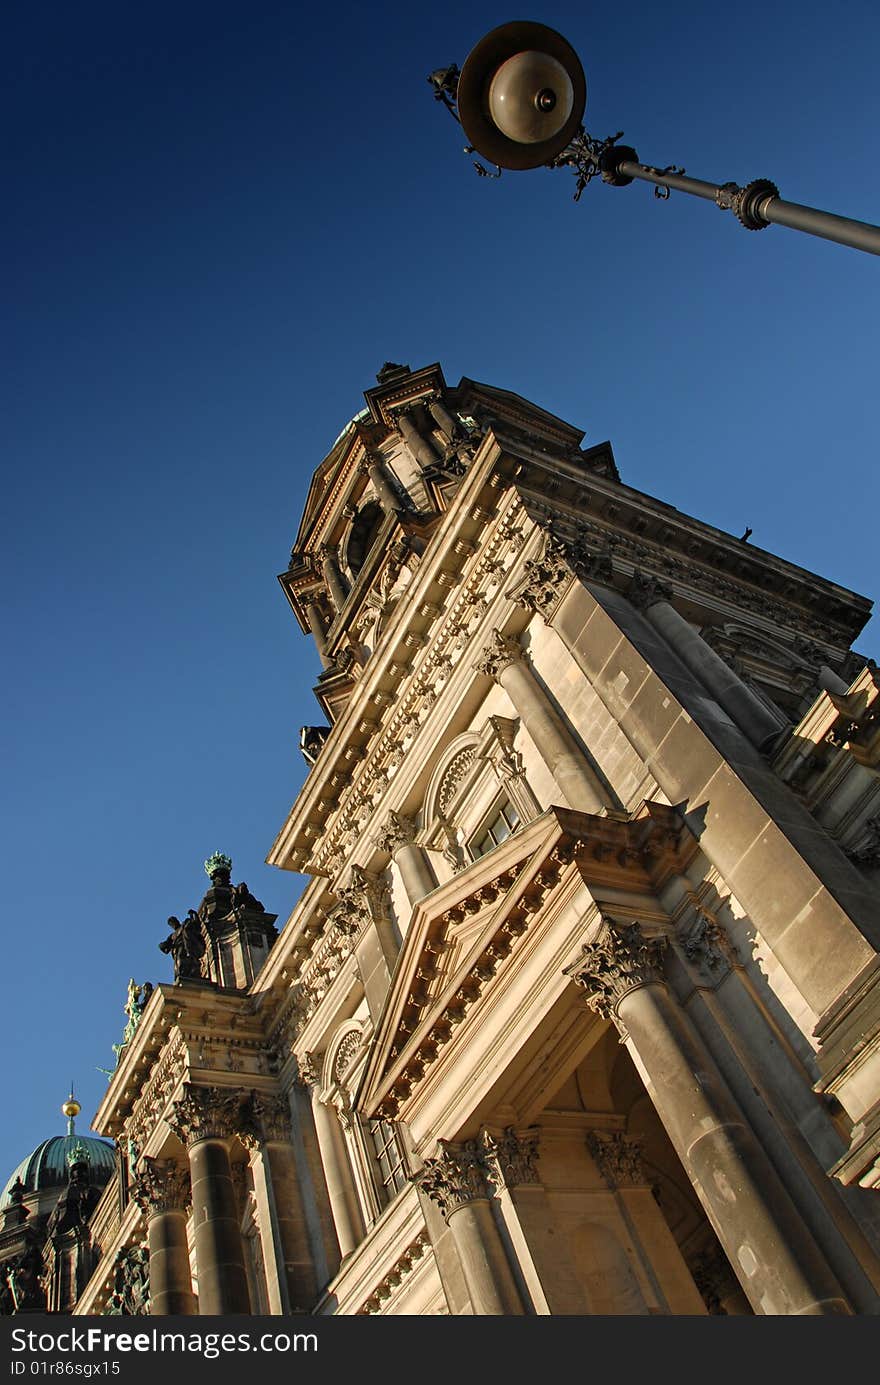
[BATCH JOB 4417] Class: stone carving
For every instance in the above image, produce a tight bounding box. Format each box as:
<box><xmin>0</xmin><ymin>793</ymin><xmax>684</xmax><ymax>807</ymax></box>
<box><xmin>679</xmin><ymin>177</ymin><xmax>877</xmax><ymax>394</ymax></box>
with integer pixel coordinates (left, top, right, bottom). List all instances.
<box><xmin>375</xmin><ymin>810</ymin><xmax>418</xmax><ymax>855</ymax></box>
<box><xmin>586</xmin><ymin>1131</ymin><xmax>646</xmax><ymax>1189</ymax></box>
<box><xmin>437</xmin><ymin>746</ymin><xmax>477</xmax><ymax>816</ymax></box>
<box><xmin>627</xmin><ymin>569</ymin><xmax>674</xmax><ymax>612</ymax></box>
<box><xmin>168</xmin><ymin>1084</ymin><xmax>243</xmax><ymax>1148</ymax></box>
<box><xmin>237</xmin><ymin>1092</ymin><xmax>292</xmax><ymax>1150</ymax></box>
<box><xmin>131</xmin><ymin>1158</ymin><xmax>190</xmax><ymax>1214</ymax></box>
<box><xmin>331</xmin><ymin>1030</ymin><xmax>363</xmax><ymax>1086</ymax></box>
<box><xmin>846</xmin><ymin>815</ymin><xmax>880</xmax><ymax>869</ymax></box>
<box><xmin>506</xmin><ymin>537</ymin><xmax>575</xmax><ymax>618</ymax></box>
<box><xmin>473</xmin><ymin>630</ymin><xmax>524</xmax><ymax>682</ymax></box>
<box><xmin>567</xmin><ymin>919</ymin><xmax>667</xmax><ymax>1021</ymax></box>
<box><xmin>415</xmin><ymin>1140</ymin><xmax>490</xmax><ymax>1219</ymax></box>
<box><xmin>295</xmin><ymin>1052</ymin><xmax>321</xmax><ymax>1088</ymax></box>
<box><xmin>104</xmin><ymin>1245</ymin><xmax>150</xmax><ymax>1316</ymax></box>
<box><xmin>481</xmin><ymin>1128</ymin><xmax>541</xmax><ymax>1189</ymax></box>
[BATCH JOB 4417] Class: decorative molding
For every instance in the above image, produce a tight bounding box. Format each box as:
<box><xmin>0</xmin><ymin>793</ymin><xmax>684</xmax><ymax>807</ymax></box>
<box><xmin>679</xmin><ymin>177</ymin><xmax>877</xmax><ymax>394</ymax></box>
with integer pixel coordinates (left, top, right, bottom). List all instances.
<box><xmin>358</xmin><ymin>1232</ymin><xmax>431</xmax><ymax>1315</ymax></box>
<box><xmin>506</xmin><ymin>536</ymin><xmax>576</xmax><ymax>618</ymax></box>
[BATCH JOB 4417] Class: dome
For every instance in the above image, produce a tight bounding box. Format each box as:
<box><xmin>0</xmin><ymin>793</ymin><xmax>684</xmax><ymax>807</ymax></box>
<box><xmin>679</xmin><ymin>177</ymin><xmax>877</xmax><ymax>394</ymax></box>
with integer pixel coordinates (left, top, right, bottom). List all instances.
<box><xmin>0</xmin><ymin>1134</ymin><xmax>116</xmax><ymax>1210</ymax></box>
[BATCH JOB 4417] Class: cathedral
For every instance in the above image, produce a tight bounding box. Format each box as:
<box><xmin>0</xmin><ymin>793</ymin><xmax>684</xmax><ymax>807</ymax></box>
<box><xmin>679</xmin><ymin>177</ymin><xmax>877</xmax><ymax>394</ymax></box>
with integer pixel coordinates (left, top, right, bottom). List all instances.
<box><xmin>4</xmin><ymin>360</ymin><xmax>880</xmax><ymax>1315</ymax></box>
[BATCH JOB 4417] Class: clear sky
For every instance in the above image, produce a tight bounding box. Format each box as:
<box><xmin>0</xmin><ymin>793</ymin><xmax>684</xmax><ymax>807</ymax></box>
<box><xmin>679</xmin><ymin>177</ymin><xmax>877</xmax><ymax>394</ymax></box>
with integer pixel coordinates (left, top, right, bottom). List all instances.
<box><xmin>3</xmin><ymin>0</ymin><xmax>878</xmax><ymax>1186</ymax></box>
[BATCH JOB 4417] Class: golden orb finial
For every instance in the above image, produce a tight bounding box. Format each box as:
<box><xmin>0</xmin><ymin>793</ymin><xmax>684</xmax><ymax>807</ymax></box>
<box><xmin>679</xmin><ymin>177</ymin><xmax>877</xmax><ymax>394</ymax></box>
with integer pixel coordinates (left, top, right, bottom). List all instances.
<box><xmin>62</xmin><ymin>1085</ymin><xmax>81</xmax><ymax>1134</ymax></box>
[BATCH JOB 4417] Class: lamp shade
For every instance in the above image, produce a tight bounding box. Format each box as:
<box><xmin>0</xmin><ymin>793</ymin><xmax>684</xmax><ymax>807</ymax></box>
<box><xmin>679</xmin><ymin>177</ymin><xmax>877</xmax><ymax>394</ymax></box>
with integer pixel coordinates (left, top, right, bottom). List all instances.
<box><xmin>456</xmin><ymin>21</ymin><xmax>586</xmax><ymax>170</ymax></box>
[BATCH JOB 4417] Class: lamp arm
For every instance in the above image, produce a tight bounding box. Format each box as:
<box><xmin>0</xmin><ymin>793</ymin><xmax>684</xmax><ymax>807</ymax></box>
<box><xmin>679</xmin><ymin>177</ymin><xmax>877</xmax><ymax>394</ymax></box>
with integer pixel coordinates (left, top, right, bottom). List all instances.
<box><xmin>605</xmin><ymin>150</ymin><xmax>880</xmax><ymax>257</ymax></box>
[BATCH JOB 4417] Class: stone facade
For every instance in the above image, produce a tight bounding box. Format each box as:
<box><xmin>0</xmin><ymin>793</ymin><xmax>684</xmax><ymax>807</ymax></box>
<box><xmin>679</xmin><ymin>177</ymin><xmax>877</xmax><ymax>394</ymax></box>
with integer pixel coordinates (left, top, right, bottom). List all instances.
<box><xmin>27</xmin><ymin>360</ymin><xmax>880</xmax><ymax>1317</ymax></box>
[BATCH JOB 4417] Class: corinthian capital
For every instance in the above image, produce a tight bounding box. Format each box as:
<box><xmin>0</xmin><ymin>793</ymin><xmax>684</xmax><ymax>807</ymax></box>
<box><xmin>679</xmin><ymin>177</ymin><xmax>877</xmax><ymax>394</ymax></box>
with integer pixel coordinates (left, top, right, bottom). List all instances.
<box><xmin>415</xmin><ymin>1140</ymin><xmax>490</xmax><ymax>1220</ymax></box>
<box><xmin>567</xmin><ymin>920</ymin><xmax>667</xmax><ymax>1022</ymax></box>
<box><xmin>628</xmin><ymin>570</ymin><xmax>674</xmax><ymax>612</ymax></box>
<box><xmin>586</xmin><ymin>1131</ymin><xmax>647</xmax><ymax>1190</ymax></box>
<box><xmin>375</xmin><ymin>810</ymin><xmax>418</xmax><ymax>855</ymax></box>
<box><xmin>131</xmin><ymin>1157</ymin><xmax>191</xmax><ymax>1214</ymax></box>
<box><xmin>167</xmin><ymin>1084</ymin><xmax>243</xmax><ymax>1148</ymax></box>
<box><xmin>480</xmin><ymin>1127</ymin><xmax>541</xmax><ymax>1190</ymax></box>
<box><xmin>237</xmin><ymin>1091</ymin><xmax>292</xmax><ymax>1151</ymax></box>
<box><xmin>474</xmin><ymin>630</ymin><xmax>524</xmax><ymax>682</ymax></box>
<box><xmin>506</xmin><ymin>538</ymin><xmax>574</xmax><ymax>619</ymax></box>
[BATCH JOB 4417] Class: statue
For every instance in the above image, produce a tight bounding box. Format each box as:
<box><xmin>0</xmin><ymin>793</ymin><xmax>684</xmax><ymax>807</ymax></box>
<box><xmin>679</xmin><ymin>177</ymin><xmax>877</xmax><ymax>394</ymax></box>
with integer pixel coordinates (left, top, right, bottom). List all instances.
<box><xmin>232</xmin><ymin>881</ymin><xmax>264</xmax><ymax>914</ymax></box>
<box><xmin>159</xmin><ymin>913</ymin><xmax>205</xmax><ymax>982</ymax></box>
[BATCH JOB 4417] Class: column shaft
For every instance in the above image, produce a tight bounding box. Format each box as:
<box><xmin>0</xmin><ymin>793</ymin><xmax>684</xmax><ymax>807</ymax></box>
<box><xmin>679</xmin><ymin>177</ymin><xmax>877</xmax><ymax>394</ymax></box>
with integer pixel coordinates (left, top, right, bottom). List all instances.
<box><xmin>321</xmin><ymin>552</ymin><xmax>349</xmax><ymax>614</ymax></box>
<box><xmin>305</xmin><ymin>600</ymin><xmax>332</xmax><ymax>668</ymax></box>
<box><xmin>188</xmin><ymin>1139</ymin><xmax>251</xmax><ymax>1315</ymax></box>
<box><xmin>310</xmin><ymin>1095</ymin><xmax>364</xmax><ymax>1259</ymax></box>
<box><xmin>497</xmin><ymin>658</ymin><xmax>607</xmax><ymax>814</ymax></box>
<box><xmin>643</xmin><ymin>600</ymin><xmax>782</xmax><ymax>749</ymax></box>
<box><xmin>618</xmin><ymin>982</ymin><xmax>850</xmax><ymax>1315</ymax></box>
<box><xmin>147</xmin><ymin>1210</ymin><xmax>197</xmax><ymax>1315</ymax></box>
<box><xmin>394</xmin><ymin>841</ymin><xmax>438</xmax><ymax>907</ymax></box>
<box><xmin>366</xmin><ymin>459</ymin><xmax>404</xmax><ymax>516</ymax></box>
<box><xmin>446</xmin><ymin>1200</ymin><xmax>524</xmax><ymax>1315</ymax></box>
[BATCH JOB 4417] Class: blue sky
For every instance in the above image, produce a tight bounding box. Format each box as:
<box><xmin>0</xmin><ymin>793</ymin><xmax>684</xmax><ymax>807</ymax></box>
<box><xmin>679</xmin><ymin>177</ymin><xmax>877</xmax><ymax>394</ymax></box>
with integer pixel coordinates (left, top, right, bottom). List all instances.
<box><xmin>2</xmin><ymin>0</ymin><xmax>878</xmax><ymax>1185</ymax></box>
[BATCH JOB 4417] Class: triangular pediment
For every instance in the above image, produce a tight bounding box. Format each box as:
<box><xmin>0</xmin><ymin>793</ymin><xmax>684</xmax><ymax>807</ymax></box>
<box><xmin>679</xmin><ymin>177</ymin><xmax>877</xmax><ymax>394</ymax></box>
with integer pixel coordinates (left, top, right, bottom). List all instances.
<box><xmin>358</xmin><ymin>808</ymin><xmax>585</xmax><ymax>1121</ymax></box>
<box><xmin>357</xmin><ymin>800</ymin><xmax>693</xmax><ymax>1121</ymax></box>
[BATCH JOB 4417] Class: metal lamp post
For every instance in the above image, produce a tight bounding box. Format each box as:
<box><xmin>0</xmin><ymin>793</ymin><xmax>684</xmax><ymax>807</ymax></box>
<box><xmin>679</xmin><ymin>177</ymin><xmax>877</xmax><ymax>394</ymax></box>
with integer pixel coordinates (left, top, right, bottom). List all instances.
<box><xmin>428</xmin><ymin>21</ymin><xmax>880</xmax><ymax>257</ymax></box>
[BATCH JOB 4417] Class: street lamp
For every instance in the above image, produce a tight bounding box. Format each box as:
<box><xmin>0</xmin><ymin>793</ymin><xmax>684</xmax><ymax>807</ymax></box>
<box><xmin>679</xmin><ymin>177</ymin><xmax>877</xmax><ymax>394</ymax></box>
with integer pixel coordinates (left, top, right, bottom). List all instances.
<box><xmin>428</xmin><ymin>21</ymin><xmax>880</xmax><ymax>257</ymax></box>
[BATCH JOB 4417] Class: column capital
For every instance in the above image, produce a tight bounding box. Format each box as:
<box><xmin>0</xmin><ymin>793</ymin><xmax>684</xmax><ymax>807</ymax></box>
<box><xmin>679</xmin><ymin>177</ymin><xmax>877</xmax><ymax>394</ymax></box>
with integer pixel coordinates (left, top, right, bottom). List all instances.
<box><xmin>295</xmin><ymin>1051</ymin><xmax>321</xmax><ymax>1089</ymax></box>
<box><xmin>474</xmin><ymin>630</ymin><xmax>525</xmax><ymax>682</ymax></box>
<box><xmin>375</xmin><ymin>810</ymin><xmax>418</xmax><ymax>855</ymax></box>
<box><xmin>168</xmin><ymin>1083</ymin><xmax>243</xmax><ymax>1148</ymax></box>
<box><xmin>415</xmin><ymin>1140</ymin><xmax>491</xmax><ymax>1220</ymax></box>
<box><xmin>480</xmin><ymin>1127</ymin><xmax>541</xmax><ymax>1190</ymax></box>
<box><xmin>507</xmin><ymin>537</ymin><xmax>575</xmax><ymax>619</ymax></box>
<box><xmin>237</xmin><ymin>1092</ymin><xmax>292</xmax><ymax>1151</ymax></box>
<box><xmin>586</xmin><ymin>1130</ymin><xmax>647</xmax><ymax>1190</ymax></box>
<box><xmin>131</xmin><ymin>1156</ymin><xmax>191</xmax><ymax>1214</ymax></box>
<box><xmin>628</xmin><ymin>569</ymin><xmax>674</xmax><ymax>611</ymax></box>
<box><xmin>567</xmin><ymin>919</ymin><xmax>667</xmax><ymax>1022</ymax></box>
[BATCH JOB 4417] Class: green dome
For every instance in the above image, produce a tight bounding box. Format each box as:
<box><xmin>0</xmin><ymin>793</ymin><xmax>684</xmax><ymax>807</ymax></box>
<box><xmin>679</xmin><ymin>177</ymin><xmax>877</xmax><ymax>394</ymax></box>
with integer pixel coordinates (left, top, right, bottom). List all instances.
<box><xmin>0</xmin><ymin>1134</ymin><xmax>115</xmax><ymax>1209</ymax></box>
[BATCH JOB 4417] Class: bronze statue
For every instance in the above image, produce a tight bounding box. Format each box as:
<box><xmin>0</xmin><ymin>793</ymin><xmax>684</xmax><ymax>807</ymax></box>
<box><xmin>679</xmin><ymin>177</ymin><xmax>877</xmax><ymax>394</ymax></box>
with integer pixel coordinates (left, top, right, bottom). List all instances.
<box><xmin>159</xmin><ymin>913</ymin><xmax>205</xmax><ymax>982</ymax></box>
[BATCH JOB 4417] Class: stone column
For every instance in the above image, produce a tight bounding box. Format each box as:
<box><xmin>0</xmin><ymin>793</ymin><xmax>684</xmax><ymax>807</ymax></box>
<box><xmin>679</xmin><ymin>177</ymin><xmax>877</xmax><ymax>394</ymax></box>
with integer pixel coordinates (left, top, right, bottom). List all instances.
<box><xmin>569</xmin><ymin>921</ymin><xmax>851</xmax><ymax>1315</ymax></box>
<box><xmin>375</xmin><ymin>811</ymin><xmax>437</xmax><ymax>907</ymax></box>
<box><xmin>238</xmin><ymin>1091</ymin><xmax>317</xmax><ymax>1314</ymax></box>
<box><xmin>628</xmin><ymin>574</ymin><xmax>782</xmax><ymax>750</ymax></box>
<box><xmin>417</xmin><ymin>1141</ymin><xmax>524</xmax><ymax>1315</ymax></box>
<box><xmin>320</xmin><ymin>546</ymin><xmax>349</xmax><ymax>614</ymax></box>
<box><xmin>426</xmin><ymin>395</ymin><xmax>461</xmax><ymax>444</ymax></box>
<box><xmin>475</xmin><ymin>630</ymin><xmax>608</xmax><ymax>814</ymax></box>
<box><xmin>132</xmin><ymin>1158</ymin><xmax>196</xmax><ymax>1316</ymax></box>
<box><xmin>304</xmin><ymin>598</ymin><xmax>332</xmax><ymax>669</ymax></box>
<box><xmin>307</xmin><ymin>1087</ymin><xmax>365</xmax><ymax>1260</ymax></box>
<box><xmin>169</xmin><ymin>1085</ymin><xmax>251</xmax><ymax>1315</ymax></box>
<box><xmin>360</xmin><ymin>454</ymin><xmax>405</xmax><ymax>517</ymax></box>
<box><xmin>396</xmin><ymin>406</ymin><xmax>443</xmax><ymax>469</ymax></box>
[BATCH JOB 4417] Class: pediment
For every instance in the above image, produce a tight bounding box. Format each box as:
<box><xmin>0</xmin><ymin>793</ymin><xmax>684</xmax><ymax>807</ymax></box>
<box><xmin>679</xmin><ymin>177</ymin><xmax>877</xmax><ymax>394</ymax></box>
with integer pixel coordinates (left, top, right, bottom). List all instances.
<box><xmin>358</xmin><ymin>800</ymin><xmax>692</xmax><ymax>1122</ymax></box>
